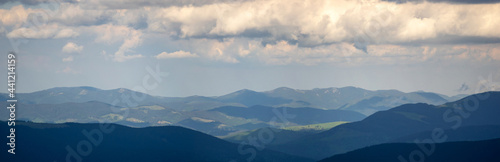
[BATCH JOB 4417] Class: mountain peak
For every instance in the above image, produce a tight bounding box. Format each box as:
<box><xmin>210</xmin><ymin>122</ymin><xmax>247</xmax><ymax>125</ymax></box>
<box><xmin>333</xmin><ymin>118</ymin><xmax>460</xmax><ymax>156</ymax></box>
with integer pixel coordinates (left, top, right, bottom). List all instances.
<box><xmin>270</xmin><ymin>87</ymin><xmax>296</xmax><ymax>92</ymax></box>
<box><xmin>77</xmin><ymin>86</ymin><xmax>101</xmax><ymax>91</ymax></box>
<box><xmin>38</xmin><ymin>86</ymin><xmax>101</xmax><ymax>93</ymax></box>
<box><xmin>233</xmin><ymin>88</ymin><xmax>256</xmax><ymax>94</ymax></box>
<box><xmin>276</xmin><ymin>87</ymin><xmax>295</xmax><ymax>90</ymax></box>
<box><xmin>217</xmin><ymin>88</ymin><xmax>260</xmax><ymax>99</ymax></box>
<box><xmin>339</xmin><ymin>86</ymin><xmax>364</xmax><ymax>90</ymax></box>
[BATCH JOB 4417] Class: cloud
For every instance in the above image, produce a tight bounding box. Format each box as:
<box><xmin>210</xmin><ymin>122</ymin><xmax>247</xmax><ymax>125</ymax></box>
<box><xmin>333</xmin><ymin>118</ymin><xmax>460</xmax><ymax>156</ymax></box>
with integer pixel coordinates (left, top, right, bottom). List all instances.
<box><xmin>93</xmin><ymin>24</ymin><xmax>134</xmax><ymax>44</ymax></box>
<box><xmin>3</xmin><ymin>1</ymin><xmax>500</xmax><ymax>46</ymax></box>
<box><xmin>50</xmin><ymin>3</ymin><xmax>114</xmax><ymax>26</ymax></box>
<box><xmin>491</xmin><ymin>47</ymin><xmax>500</xmax><ymax>60</ymax></box>
<box><xmin>91</xmin><ymin>24</ymin><xmax>144</xmax><ymax>62</ymax></box>
<box><xmin>0</xmin><ymin>0</ymin><xmax>77</xmax><ymax>6</ymax></box>
<box><xmin>7</xmin><ymin>24</ymin><xmax>79</xmax><ymax>39</ymax></box>
<box><xmin>2</xmin><ymin>0</ymin><xmax>499</xmax><ymax>65</ymax></box>
<box><xmin>76</xmin><ymin>0</ymin><xmax>247</xmax><ymax>9</ymax></box>
<box><xmin>205</xmin><ymin>39</ymin><xmax>240</xmax><ymax>63</ymax></box>
<box><xmin>166</xmin><ymin>38</ymin><xmax>241</xmax><ymax>63</ymax></box>
<box><xmin>253</xmin><ymin>41</ymin><xmax>362</xmax><ymax>65</ymax></box>
<box><xmin>383</xmin><ymin>0</ymin><xmax>500</xmax><ymax>4</ymax></box>
<box><xmin>61</xmin><ymin>42</ymin><xmax>82</xmax><ymax>62</ymax></box>
<box><xmin>147</xmin><ymin>0</ymin><xmax>500</xmax><ymax>49</ymax></box>
<box><xmin>155</xmin><ymin>50</ymin><xmax>198</xmax><ymax>59</ymax></box>
<box><xmin>62</xmin><ymin>56</ymin><xmax>73</xmax><ymax>62</ymax></box>
<box><xmin>57</xmin><ymin>66</ymin><xmax>79</xmax><ymax>74</ymax></box>
<box><xmin>113</xmin><ymin>53</ymin><xmax>143</xmax><ymax>62</ymax></box>
<box><xmin>0</xmin><ymin>5</ymin><xmax>34</xmax><ymax>26</ymax></box>
<box><xmin>112</xmin><ymin>28</ymin><xmax>143</xmax><ymax>62</ymax></box>
<box><xmin>62</xmin><ymin>42</ymin><xmax>83</xmax><ymax>53</ymax></box>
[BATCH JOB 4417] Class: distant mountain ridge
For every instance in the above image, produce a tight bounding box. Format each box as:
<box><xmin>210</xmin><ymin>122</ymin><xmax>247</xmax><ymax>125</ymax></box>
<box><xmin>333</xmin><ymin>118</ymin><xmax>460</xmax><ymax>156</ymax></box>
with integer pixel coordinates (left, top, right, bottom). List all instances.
<box><xmin>1</xmin><ymin>87</ymin><xmax>497</xmax><ymax>162</ymax></box>
<box><xmin>0</xmin><ymin>86</ymin><xmax>469</xmax><ymax>137</ymax></box>
<box><xmin>3</xmin><ymin>86</ymin><xmax>457</xmax><ymax>115</ymax></box>
<box><xmin>264</xmin><ymin>87</ymin><xmax>451</xmax><ymax>115</ymax></box>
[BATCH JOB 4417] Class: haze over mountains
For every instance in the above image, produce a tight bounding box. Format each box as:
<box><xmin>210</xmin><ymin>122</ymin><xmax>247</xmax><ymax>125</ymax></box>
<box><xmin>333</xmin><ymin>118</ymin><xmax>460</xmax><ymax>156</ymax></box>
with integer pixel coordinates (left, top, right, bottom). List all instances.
<box><xmin>4</xmin><ymin>86</ymin><xmax>459</xmax><ymax>111</ymax></box>
<box><xmin>0</xmin><ymin>86</ymin><xmax>462</xmax><ymax>136</ymax></box>
<box><xmin>1</xmin><ymin>86</ymin><xmax>499</xmax><ymax>162</ymax></box>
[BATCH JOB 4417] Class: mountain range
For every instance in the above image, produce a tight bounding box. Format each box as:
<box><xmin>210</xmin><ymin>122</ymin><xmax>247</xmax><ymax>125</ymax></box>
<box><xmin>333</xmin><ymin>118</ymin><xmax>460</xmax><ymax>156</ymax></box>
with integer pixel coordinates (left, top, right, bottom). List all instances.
<box><xmin>265</xmin><ymin>92</ymin><xmax>500</xmax><ymax>160</ymax></box>
<box><xmin>0</xmin><ymin>86</ymin><xmax>499</xmax><ymax>162</ymax></box>
<box><xmin>1</xmin><ymin>86</ymin><xmax>462</xmax><ymax>136</ymax></box>
<box><xmin>5</xmin><ymin>86</ymin><xmax>460</xmax><ymax>114</ymax></box>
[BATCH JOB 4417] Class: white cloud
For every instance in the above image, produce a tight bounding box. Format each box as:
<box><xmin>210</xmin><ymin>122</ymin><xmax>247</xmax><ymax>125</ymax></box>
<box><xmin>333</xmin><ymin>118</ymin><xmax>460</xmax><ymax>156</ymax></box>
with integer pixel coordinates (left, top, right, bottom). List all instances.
<box><xmin>112</xmin><ymin>28</ymin><xmax>143</xmax><ymax>62</ymax></box>
<box><xmin>3</xmin><ymin>1</ymin><xmax>500</xmax><ymax>45</ymax></box>
<box><xmin>0</xmin><ymin>5</ymin><xmax>34</xmax><ymax>27</ymax></box>
<box><xmin>91</xmin><ymin>24</ymin><xmax>144</xmax><ymax>62</ymax></box>
<box><xmin>62</xmin><ymin>42</ymin><xmax>83</xmax><ymax>53</ymax></box>
<box><xmin>93</xmin><ymin>24</ymin><xmax>134</xmax><ymax>44</ymax></box>
<box><xmin>172</xmin><ymin>38</ymin><xmax>241</xmax><ymax>63</ymax></box>
<box><xmin>145</xmin><ymin>0</ymin><xmax>500</xmax><ymax>65</ymax></box>
<box><xmin>77</xmin><ymin>0</ymin><xmax>245</xmax><ymax>9</ymax></box>
<box><xmin>57</xmin><ymin>67</ymin><xmax>79</xmax><ymax>74</ymax></box>
<box><xmin>7</xmin><ymin>24</ymin><xmax>79</xmax><ymax>39</ymax></box>
<box><xmin>54</xmin><ymin>28</ymin><xmax>80</xmax><ymax>38</ymax></box>
<box><xmin>148</xmin><ymin>0</ymin><xmax>500</xmax><ymax>46</ymax></box>
<box><xmin>113</xmin><ymin>53</ymin><xmax>143</xmax><ymax>62</ymax></box>
<box><xmin>252</xmin><ymin>41</ymin><xmax>361</xmax><ymax>65</ymax></box>
<box><xmin>51</xmin><ymin>3</ymin><xmax>114</xmax><ymax>26</ymax></box>
<box><xmin>206</xmin><ymin>39</ymin><xmax>240</xmax><ymax>63</ymax></box>
<box><xmin>62</xmin><ymin>56</ymin><xmax>74</xmax><ymax>62</ymax></box>
<box><xmin>491</xmin><ymin>48</ymin><xmax>500</xmax><ymax>61</ymax></box>
<box><xmin>1</xmin><ymin>0</ymin><xmax>499</xmax><ymax>65</ymax></box>
<box><xmin>155</xmin><ymin>50</ymin><xmax>198</xmax><ymax>59</ymax></box>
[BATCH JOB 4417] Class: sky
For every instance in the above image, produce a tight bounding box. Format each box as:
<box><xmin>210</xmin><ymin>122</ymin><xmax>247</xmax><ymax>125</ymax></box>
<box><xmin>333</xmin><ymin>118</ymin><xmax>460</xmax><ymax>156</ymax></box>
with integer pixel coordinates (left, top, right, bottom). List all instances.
<box><xmin>0</xmin><ymin>0</ymin><xmax>499</xmax><ymax>97</ymax></box>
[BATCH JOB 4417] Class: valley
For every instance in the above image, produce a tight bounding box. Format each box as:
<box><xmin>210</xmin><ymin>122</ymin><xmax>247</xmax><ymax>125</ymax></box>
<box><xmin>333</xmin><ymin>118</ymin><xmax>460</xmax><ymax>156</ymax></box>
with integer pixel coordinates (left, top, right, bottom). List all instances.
<box><xmin>1</xmin><ymin>87</ymin><xmax>499</xmax><ymax>161</ymax></box>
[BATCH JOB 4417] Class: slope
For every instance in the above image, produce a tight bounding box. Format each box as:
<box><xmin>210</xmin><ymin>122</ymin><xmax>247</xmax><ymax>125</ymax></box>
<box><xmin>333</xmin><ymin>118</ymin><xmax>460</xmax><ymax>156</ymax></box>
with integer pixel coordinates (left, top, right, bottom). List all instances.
<box><xmin>0</xmin><ymin>121</ymin><xmax>313</xmax><ymax>162</ymax></box>
<box><xmin>320</xmin><ymin>138</ymin><xmax>500</xmax><ymax>162</ymax></box>
<box><xmin>270</xmin><ymin>91</ymin><xmax>500</xmax><ymax>160</ymax></box>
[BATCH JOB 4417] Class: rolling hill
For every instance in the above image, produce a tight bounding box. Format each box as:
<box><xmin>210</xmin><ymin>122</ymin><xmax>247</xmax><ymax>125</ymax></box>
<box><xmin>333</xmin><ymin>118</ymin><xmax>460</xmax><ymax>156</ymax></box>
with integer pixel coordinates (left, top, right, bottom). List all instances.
<box><xmin>392</xmin><ymin>125</ymin><xmax>500</xmax><ymax>143</ymax></box>
<box><xmin>210</xmin><ymin>105</ymin><xmax>366</xmax><ymax>125</ymax></box>
<box><xmin>223</xmin><ymin>127</ymin><xmax>316</xmax><ymax>146</ymax></box>
<box><xmin>281</xmin><ymin>121</ymin><xmax>349</xmax><ymax>132</ymax></box>
<box><xmin>269</xmin><ymin>91</ymin><xmax>500</xmax><ymax>160</ymax></box>
<box><xmin>224</xmin><ymin>121</ymin><xmax>348</xmax><ymax>146</ymax></box>
<box><xmin>177</xmin><ymin>117</ymin><xmax>236</xmax><ymax>136</ymax></box>
<box><xmin>320</xmin><ymin>138</ymin><xmax>500</xmax><ymax>162</ymax></box>
<box><xmin>0</xmin><ymin>86</ymin><xmax>471</xmax><ymax>138</ymax></box>
<box><xmin>0</xmin><ymin>121</ymin><xmax>313</xmax><ymax>162</ymax></box>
